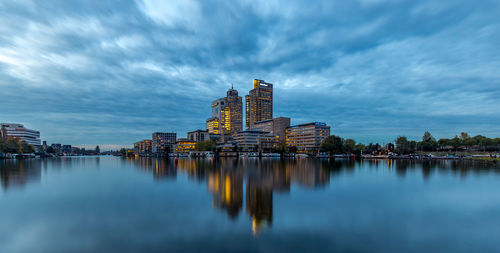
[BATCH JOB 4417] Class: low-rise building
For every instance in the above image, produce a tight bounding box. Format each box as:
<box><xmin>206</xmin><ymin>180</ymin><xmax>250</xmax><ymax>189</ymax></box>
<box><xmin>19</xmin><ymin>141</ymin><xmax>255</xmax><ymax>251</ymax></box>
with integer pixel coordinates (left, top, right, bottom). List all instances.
<box><xmin>134</xmin><ymin>140</ymin><xmax>152</xmax><ymax>155</ymax></box>
<box><xmin>152</xmin><ymin>132</ymin><xmax>176</xmax><ymax>154</ymax></box>
<box><xmin>187</xmin><ymin>129</ymin><xmax>210</xmax><ymax>143</ymax></box>
<box><xmin>285</xmin><ymin>122</ymin><xmax>330</xmax><ymax>153</ymax></box>
<box><xmin>1</xmin><ymin>123</ymin><xmax>41</xmax><ymax>151</ymax></box>
<box><xmin>233</xmin><ymin>130</ymin><xmax>279</xmax><ymax>152</ymax></box>
<box><xmin>175</xmin><ymin>138</ymin><xmax>196</xmax><ymax>154</ymax></box>
<box><xmin>250</xmin><ymin>117</ymin><xmax>291</xmax><ymax>143</ymax></box>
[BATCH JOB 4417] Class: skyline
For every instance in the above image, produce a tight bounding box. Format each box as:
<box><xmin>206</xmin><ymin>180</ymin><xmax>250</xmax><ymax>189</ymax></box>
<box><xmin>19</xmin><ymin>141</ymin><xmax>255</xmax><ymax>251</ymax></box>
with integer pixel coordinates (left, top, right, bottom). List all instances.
<box><xmin>1</xmin><ymin>0</ymin><xmax>500</xmax><ymax>149</ymax></box>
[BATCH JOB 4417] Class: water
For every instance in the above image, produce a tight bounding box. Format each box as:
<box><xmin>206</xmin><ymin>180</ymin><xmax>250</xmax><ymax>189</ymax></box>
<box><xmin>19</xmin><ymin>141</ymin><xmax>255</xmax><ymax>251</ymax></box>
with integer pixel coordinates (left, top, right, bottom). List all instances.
<box><xmin>1</xmin><ymin>157</ymin><xmax>499</xmax><ymax>253</ymax></box>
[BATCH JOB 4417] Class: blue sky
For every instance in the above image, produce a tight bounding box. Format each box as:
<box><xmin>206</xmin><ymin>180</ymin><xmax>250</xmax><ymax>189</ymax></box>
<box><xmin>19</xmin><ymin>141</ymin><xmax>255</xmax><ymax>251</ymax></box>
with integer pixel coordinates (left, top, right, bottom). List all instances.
<box><xmin>1</xmin><ymin>0</ymin><xmax>499</xmax><ymax>149</ymax></box>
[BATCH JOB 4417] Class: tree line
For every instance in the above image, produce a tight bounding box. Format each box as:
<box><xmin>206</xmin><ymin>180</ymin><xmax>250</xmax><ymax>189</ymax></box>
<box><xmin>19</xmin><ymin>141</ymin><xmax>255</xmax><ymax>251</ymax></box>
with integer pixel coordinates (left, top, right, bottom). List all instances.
<box><xmin>0</xmin><ymin>137</ymin><xmax>36</xmax><ymax>154</ymax></box>
<box><xmin>321</xmin><ymin>132</ymin><xmax>500</xmax><ymax>155</ymax></box>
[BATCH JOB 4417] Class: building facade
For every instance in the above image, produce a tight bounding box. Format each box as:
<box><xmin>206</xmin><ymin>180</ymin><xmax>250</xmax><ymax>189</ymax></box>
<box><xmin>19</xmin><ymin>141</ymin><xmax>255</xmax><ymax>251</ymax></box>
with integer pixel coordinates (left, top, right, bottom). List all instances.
<box><xmin>250</xmin><ymin>117</ymin><xmax>290</xmax><ymax>143</ymax></box>
<box><xmin>245</xmin><ymin>79</ymin><xmax>273</xmax><ymax>129</ymax></box>
<box><xmin>0</xmin><ymin>123</ymin><xmax>41</xmax><ymax>151</ymax></box>
<box><xmin>285</xmin><ymin>122</ymin><xmax>330</xmax><ymax>153</ymax></box>
<box><xmin>187</xmin><ymin>129</ymin><xmax>210</xmax><ymax>143</ymax></box>
<box><xmin>233</xmin><ymin>130</ymin><xmax>279</xmax><ymax>152</ymax></box>
<box><xmin>206</xmin><ymin>87</ymin><xmax>243</xmax><ymax>136</ymax></box>
<box><xmin>175</xmin><ymin>138</ymin><xmax>196</xmax><ymax>154</ymax></box>
<box><xmin>134</xmin><ymin>139</ymin><xmax>152</xmax><ymax>154</ymax></box>
<box><xmin>152</xmin><ymin>132</ymin><xmax>176</xmax><ymax>154</ymax></box>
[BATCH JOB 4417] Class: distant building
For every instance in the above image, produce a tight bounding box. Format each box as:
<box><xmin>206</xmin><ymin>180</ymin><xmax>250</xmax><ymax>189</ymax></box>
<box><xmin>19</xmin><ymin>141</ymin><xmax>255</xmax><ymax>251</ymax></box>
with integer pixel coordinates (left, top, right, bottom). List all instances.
<box><xmin>134</xmin><ymin>140</ymin><xmax>152</xmax><ymax>155</ymax></box>
<box><xmin>250</xmin><ymin>117</ymin><xmax>290</xmax><ymax>143</ymax></box>
<box><xmin>187</xmin><ymin>129</ymin><xmax>210</xmax><ymax>143</ymax></box>
<box><xmin>206</xmin><ymin>86</ymin><xmax>243</xmax><ymax>135</ymax></box>
<box><xmin>62</xmin><ymin>145</ymin><xmax>72</xmax><ymax>154</ymax></box>
<box><xmin>285</xmin><ymin>122</ymin><xmax>330</xmax><ymax>153</ymax></box>
<box><xmin>233</xmin><ymin>130</ymin><xmax>279</xmax><ymax>152</ymax></box>
<box><xmin>152</xmin><ymin>132</ymin><xmax>176</xmax><ymax>154</ymax></box>
<box><xmin>245</xmin><ymin>79</ymin><xmax>273</xmax><ymax>129</ymax></box>
<box><xmin>0</xmin><ymin>123</ymin><xmax>41</xmax><ymax>151</ymax></box>
<box><xmin>175</xmin><ymin>138</ymin><xmax>196</xmax><ymax>154</ymax></box>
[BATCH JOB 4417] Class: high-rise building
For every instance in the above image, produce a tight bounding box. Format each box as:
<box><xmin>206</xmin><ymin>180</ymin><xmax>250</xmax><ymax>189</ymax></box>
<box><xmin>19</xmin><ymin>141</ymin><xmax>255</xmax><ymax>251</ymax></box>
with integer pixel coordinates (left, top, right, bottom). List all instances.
<box><xmin>250</xmin><ymin>117</ymin><xmax>291</xmax><ymax>143</ymax></box>
<box><xmin>152</xmin><ymin>132</ymin><xmax>176</xmax><ymax>154</ymax></box>
<box><xmin>285</xmin><ymin>122</ymin><xmax>330</xmax><ymax>153</ymax></box>
<box><xmin>206</xmin><ymin>86</ymin><xmax>243</xmax><ymax>136</ymax></box>
<box><xmin>0</xmin><ymin>123</ymin><xmax>41</xmax><ymax>151</ymax></box>
<box><xmin>245</xmin><ymin>79</ymin><xmax>273</xmax><ymax>129</ymax></box>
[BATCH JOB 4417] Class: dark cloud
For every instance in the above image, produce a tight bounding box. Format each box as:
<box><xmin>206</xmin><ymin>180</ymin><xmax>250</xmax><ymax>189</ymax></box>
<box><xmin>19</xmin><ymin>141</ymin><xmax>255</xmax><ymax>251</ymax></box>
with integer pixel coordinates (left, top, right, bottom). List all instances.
<box><xmin>1</xmin><ymin>0</ymin><xmax>499</xmax><ymax>147</ymax></box>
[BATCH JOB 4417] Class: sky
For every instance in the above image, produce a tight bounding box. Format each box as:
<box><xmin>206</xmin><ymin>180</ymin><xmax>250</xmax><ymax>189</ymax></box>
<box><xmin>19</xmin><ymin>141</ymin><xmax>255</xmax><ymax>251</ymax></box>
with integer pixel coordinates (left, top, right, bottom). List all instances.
<box><xmin>1</xmin><ymin>0</ymin><xmax>500</xmax><ymax>150</ymax></box>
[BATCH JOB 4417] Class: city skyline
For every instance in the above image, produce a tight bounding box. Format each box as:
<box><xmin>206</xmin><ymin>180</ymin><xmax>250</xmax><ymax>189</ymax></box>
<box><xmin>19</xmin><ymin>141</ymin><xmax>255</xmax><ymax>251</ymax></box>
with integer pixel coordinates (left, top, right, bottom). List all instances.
<box><xmin>1</xmin><ymin>0</ymin><xmax>500</xmax><ymax>149</ymax></box>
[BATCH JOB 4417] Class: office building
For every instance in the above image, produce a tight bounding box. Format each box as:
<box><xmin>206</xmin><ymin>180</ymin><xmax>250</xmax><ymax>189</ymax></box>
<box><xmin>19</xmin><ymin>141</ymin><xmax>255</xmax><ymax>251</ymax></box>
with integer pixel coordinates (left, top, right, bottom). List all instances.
<box><xmin>245</xmin><ymin>79</ymin><xmax>273</xmax><ymax>129</ymax></box>
<box><xmin>1</xmin><ymin>123</ymin><xmax>41</xmax><ymax>151</ymax></box>
<box><xmin>175</xmin><ymin>138</ymin><xmax>196</xmax><ymax>154</ymax></box>
<box><xmin>187</xmin><ymin>129</ymin><xmax>210</xmax><ymax>143</ymax></box>
<box><xmin>250</xmin><ymin>117</ymin><xmax>290</xmax><ymax>143</ymax></box>
<box><xmin>206</xmin><ymin>86</ymin><xmax>243</xmax><ymax>135</ymax></box>
<box><xmin>233</xmin><ymin>130</ymin><xmax>279</xmax><ymax>152</ymax></box>
<box><xmin>285</xmin><ymin>122</ymin><xmax>330</xmax><ymax>152</ymax></box>
<box><xmin>134</xmin><ymin>140</ymin><xmax>152</xmax><ymax>154</ymax></box>
<box><xmin>152</xmin><ymin>132</ymin><xmax>176</xmax><ymax>154</ymax></box>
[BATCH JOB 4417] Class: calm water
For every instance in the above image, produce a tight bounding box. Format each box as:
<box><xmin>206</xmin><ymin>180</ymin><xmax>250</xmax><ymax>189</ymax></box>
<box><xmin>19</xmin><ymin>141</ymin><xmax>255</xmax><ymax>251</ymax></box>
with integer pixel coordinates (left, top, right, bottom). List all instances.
<box><xmin>1</xmin><ymin>157</ymin><xmax>500</xmax><ymax>252</ymax></box>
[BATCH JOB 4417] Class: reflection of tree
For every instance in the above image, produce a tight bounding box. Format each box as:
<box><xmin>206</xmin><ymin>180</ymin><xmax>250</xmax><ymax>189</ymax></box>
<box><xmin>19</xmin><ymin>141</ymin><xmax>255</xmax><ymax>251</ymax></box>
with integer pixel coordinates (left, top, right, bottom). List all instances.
<box><xmin>0</xmin><ymin>160</ymin><xmax>42</xmax><ymax>191</ymax></box>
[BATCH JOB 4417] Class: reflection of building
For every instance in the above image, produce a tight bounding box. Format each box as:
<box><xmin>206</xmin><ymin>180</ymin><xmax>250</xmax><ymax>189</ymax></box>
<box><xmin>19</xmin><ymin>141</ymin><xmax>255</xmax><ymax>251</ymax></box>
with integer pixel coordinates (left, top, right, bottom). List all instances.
<box><xmin>285</xmin><ymin>122</ymin><xmax>330</xmax><ymax>152</ymax></box>
<box><xmin>0</xmin><ymin>160</ymin><xmax>42</xmax><ymax>191</ymax></box>
<box><xmin>152</xmin><ymin>132</ymin><xmax>176</xmax><ymax>154</ymax></box>
<box><xmin>246</xmin><ymin>184</ymin><xmax>273</xmax><ymax>235</ymax></box>
<box><xmin>1</xmin><ymin>123</ymin><xmax>41</xmax><ymax>151</ymax></box>
<box><xmin>153</xmin><ymin>159</ymin><xmax>177</xmax><ymax>179</ymax></box>
<box><xmin>233</xmin><ymin>130</ymin><xmax>279</xmax><ymax>152</ymax></box>
<box><xmin>175</xmin><ymin>138</ymin><xmax>196</xmax><ymax>154</ymax></box>
<box><xmin>187</xmin><ymin>129</ymin><xmax>210</xmax><ymax>143</ymax></box>
<box><xmin>134</xmin><ymin>140</ymin><xmax>152</xmax><ymax>154</ymax></box>
<box><xmin>206</xmin><ymin>87</ymin><xmax>243</xmax><ymax>135</ymax></box>
<box><xmin>250</xmin><ymin>117</ymin><xmax>291</xmax><ymax>143</ymax></box>
<box><xmin>245</xmin><ymin>79</ymin><xmax>273</xmax><ymax>129</ymax></box>
<box><xmin>208</xmin><ymin>170</ymin><xmax>244</xmax><ymax>219</ymax></box>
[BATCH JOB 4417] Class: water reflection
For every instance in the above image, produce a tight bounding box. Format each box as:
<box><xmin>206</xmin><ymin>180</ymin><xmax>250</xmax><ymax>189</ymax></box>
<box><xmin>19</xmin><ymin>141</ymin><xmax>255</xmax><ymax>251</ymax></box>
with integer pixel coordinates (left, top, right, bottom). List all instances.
<box><xmin>0</xmin><ymin>159</ymin><xmax>42</xmax><ymax>191</ymax></box>
<box><xmin>126</xmin><ymin>157</ymin><xmax>500</xmax><ymax>234</ymax></box>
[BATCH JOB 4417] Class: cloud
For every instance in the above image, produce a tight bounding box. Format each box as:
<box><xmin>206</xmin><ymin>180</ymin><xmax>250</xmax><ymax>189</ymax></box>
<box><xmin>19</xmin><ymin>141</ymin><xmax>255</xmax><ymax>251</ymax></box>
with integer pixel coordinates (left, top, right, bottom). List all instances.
<box><xmin>0</xmin><ymin>0</ymin><xmax>499</xmax><ymax>147</ymax></box>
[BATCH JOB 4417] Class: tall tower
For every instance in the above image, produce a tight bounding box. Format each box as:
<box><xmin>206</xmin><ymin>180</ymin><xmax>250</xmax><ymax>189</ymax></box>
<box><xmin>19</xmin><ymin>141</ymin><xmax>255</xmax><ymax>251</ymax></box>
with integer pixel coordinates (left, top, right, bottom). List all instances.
<box><xmin>245</xmin><ymin>79</ymin><xmax>273</xmax><ymax>129</ymax></box>
<box><xmin>206</xmin><ymin>86</ymin><xmax>243</xmax><ymax>136</ymax></box>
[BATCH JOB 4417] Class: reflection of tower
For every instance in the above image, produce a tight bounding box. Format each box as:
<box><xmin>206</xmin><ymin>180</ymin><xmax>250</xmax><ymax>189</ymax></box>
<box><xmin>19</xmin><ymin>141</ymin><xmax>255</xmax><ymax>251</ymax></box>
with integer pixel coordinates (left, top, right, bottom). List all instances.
<box><xmin>207</xmin><ymin>170</ymin><xmax>243</xmax><ymax>219</ymax></box>
<box><xmin>246</xmin><ymin>184</ymin><xmax>273</xmax><ymax>235</ymax></box>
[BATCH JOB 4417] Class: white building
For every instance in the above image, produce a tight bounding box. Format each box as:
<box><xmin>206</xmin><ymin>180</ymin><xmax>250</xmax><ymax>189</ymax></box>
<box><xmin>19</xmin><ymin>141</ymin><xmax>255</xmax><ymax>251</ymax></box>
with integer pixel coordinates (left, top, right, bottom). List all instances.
<box><xmin>1</xmin><ymin>123</ymin><xmax>41</xmax><ymax>151</ymax></box>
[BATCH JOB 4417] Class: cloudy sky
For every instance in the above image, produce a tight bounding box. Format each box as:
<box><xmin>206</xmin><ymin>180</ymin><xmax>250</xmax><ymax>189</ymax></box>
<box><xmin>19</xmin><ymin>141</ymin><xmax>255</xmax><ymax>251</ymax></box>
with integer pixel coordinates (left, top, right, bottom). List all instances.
<box><xmin>1</xmin><ymin>0</ymin><xmax>499</xmax><ymax>149</ymax></box>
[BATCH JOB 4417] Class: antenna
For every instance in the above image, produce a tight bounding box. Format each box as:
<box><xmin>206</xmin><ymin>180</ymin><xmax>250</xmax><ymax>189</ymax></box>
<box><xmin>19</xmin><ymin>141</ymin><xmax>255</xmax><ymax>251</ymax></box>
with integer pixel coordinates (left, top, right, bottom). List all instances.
<box><xmin>231</xmin><ymin>83</ymin><xmax>234</xmax><ymax>89</ymax></box>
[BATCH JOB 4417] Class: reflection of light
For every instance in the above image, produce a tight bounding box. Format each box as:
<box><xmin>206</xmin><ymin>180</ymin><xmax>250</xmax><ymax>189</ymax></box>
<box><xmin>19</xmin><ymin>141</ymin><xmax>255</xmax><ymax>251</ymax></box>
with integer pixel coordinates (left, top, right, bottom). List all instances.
<box><xmin>252</xmin><ymin>217</ymin><xmax>259</xmax><ymax>235</ymax></box>
<box><xmin>224</xmin><ymin>175</ymin><xmax>231</xmax><ymax>204</ymax></box>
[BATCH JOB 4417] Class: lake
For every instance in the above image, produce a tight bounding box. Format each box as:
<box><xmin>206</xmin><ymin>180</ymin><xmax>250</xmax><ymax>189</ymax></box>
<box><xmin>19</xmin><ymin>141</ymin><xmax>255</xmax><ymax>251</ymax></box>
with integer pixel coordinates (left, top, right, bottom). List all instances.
<box><xmin>1</xmin><ymin>157</ymin><xmax>500</xmax><ymax>252</ymax></box>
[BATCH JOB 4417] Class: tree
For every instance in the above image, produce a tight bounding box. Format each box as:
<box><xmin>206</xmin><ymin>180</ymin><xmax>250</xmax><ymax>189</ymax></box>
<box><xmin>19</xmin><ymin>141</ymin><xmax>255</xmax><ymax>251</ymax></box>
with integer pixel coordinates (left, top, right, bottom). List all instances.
<box><xmin>21</xmin><ymin>141</ymin><xmax>35</xmax><ymax>153</ymax></box>
<box><xmin>395</xmin><ymin>136</ymin><xmax>410</xmax><ymax>154</ymax></box>
<box><xmin>450</xmin><ymin>135</ymin><xmax>462</xmax><ymax>151</ymax></box>
<box><xmin>344</xmin><ymin>139</ymin><xmax>356</xmax><ymax>153</ymax></box>
<box><xmin>195</xmin><ymin>140</ymin><xmax>215</xmax><ymax>151</ymax></box>
<box><xmin>288</xmin><ymin>146</ymin><xmax>297</xmax><ymax>154</ymax></box>
<box><xmin>460</xmin><ymin>132</ymin><xmax>470</xmax><ymax>140</ymax></box>
<box><xmin>46</xmin><ymin>146</ymin><xmax>55</xmax><ymax>154</ymax></box>
<box><xmin>320</xmin><ymin>135</ymin><xmax>344</xmax><ymax>154</ymax></box>
<box><xmin>4</xmin><ymin>138</ymin><xmax>22</xmax><ymax>153</ymax></box>
<box><xmin>119</xmin><ymin>148</ymin><xmax>127</xmax><ymax>156</ymax></box>
<box><xmin>420</xmin><ymin>132</ymin><xmax>438</xmax><ymax>151</ymax></box>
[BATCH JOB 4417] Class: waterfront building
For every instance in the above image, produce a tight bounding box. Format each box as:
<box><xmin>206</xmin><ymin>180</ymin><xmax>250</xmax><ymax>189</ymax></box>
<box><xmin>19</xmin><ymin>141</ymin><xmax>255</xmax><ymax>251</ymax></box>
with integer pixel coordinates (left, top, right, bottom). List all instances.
<box><xmin>152</xmin><ymin>132</ymin><xmax>176</xmax><ymax>154</ymax></box>
<box><xmin>285</xmin><ymin>122</ymin><xmax>330</xmax><ymax>153</ymax></box>
<box><xmin>134</xmin><ymin>139</ymin><xmax>152</xmax><ymax>155</ymax></box>
<box><xmin>0</xmin><ymin>123</ymin><xmax>41</xmax><ymax>151</ymax></box>
<box><xmin>175</xmin><ymin>138</ymin><xmax>196</xmax><ymax>154</ymax></box>
<box><xmin>250</xmin><ymin>117</ymin><xmax>291</xmax><ymax>143</ymax></box>
<box><xmin>206</xmin><ymin>117</ymin><xmax>221</xmax><ymax>134</ymax></box>
<box><xmin>187</xmin><ymin>129</ymin><xmax>210</xmax><ymax>143</ymax></box>
<box><xmin>233</xmin><ymin>130</ymin><xmax>279</xmax><ymax>152</ymax></box>
<box><xmin>245</xmin><ymin>79</ymin><xmax>273</xmax><ymax>129</ymax></box>
<box><xmin>206</xmin><ymin>86</ymin><xmax>243</xmax><ymax>135</ymax></box>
